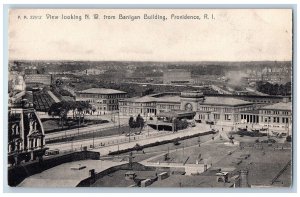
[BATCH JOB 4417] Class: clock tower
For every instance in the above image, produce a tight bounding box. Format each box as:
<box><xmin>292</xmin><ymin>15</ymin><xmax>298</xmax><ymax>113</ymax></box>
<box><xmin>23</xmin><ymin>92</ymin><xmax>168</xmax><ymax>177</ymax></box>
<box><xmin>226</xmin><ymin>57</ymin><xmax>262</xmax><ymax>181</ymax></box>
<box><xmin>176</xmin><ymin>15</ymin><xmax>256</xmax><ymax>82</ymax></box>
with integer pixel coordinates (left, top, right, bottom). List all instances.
<box><xmin>180</xmin><ymin>91</ymin><xmax>205</xmax><ymax>112</ymax></box>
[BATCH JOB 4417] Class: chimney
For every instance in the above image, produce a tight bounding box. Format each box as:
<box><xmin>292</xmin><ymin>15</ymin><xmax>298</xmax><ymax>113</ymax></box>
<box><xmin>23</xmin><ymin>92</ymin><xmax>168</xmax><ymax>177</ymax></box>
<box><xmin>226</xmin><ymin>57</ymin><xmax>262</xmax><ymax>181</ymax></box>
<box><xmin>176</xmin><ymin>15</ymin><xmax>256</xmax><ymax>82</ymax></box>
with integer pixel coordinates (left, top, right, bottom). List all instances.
<box><xmin>89</xmin><ymin>169</ymin><xmax>95</xmax><ymax>178</ymax></box>
<box><xmin>204</xmin><ymin>164</ymin><xmax>208</xmax><ymax>172</ymax></box>
<box><xmin>239</xmin><ymin>170</ymin><xmax>250</xmax><ymax>187</ymax></box>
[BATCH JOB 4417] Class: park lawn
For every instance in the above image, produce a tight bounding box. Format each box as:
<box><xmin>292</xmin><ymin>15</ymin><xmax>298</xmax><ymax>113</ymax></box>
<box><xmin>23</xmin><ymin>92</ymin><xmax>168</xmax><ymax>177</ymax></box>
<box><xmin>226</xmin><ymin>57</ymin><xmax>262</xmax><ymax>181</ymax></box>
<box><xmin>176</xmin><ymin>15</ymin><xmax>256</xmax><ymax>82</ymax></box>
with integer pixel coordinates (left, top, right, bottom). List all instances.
<box><xmin>42</xmin><ymin>118</ymin><xmax>109</xmax><ymax>133</ymax></box>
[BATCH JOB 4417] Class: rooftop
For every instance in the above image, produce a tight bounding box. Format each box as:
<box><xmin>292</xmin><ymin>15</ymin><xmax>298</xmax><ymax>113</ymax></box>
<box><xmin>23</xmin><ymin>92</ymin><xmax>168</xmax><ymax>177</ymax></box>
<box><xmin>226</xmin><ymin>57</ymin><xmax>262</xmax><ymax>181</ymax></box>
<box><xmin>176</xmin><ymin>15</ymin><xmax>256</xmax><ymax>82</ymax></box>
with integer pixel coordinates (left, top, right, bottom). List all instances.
<box><xmin>150</xmin><ymin>174</ymin><xmax>233</xmax><ymax>188</ymax></box>
<box><xmin>18</xmin><ymin>160</ymin><xmax>127</xmax><ymax>187</ymax></box>
<box><xmin>122</xmin><ymin>96</ymin><xmax>157</xmax><ymax>103</ymax></box>
<box><xmin>156</xmin><ymin>95</ymin><xmax>181</xmax><ymax>103</ymax></box>
<box><xmin>77</xmin><ymin>88</ymin><xmax>126</xmax><ymax>95</ymax></box>
<box><xmin>91</xmin><ymin>169</ymin><xmax>158</xmax><ymax>187</ymax></box>
<box><xmin>261</xmin><ymin>102</ymin><xmax>292</xmax><ymax>111</ymax></box>
<box><xmin>203</xmin><ymin>97</ymin><xmax>252</xmax><ymax>106</ymax></box>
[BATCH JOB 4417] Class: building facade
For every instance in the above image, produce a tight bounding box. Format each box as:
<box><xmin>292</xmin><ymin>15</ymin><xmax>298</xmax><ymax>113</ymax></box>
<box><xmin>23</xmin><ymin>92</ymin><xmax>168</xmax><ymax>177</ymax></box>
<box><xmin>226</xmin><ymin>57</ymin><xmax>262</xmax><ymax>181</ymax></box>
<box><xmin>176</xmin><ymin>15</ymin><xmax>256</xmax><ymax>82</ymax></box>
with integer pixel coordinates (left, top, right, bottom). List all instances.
<box><xmin>119</xmin><ymin>93</ymin><xmax>181</xmax><ymax>117</ymax></box>
<box><xmin>24</xmin><ymin>74</ymin><xmax>52</xmax><ymax>85</ymax></box>
<box><xmin>258</xmin><ymin>102</ymin><xmax>292</xmax><ymax>133</ymax></box>
<box><xmin>76</xmin><ymin>88</ymin><xmax>127</xmax><ymax>115</ymax></box>
<box><xmin>8</xmin><ymin>107</ymin><xmax>47</xmax><ymax>165</ymax></box>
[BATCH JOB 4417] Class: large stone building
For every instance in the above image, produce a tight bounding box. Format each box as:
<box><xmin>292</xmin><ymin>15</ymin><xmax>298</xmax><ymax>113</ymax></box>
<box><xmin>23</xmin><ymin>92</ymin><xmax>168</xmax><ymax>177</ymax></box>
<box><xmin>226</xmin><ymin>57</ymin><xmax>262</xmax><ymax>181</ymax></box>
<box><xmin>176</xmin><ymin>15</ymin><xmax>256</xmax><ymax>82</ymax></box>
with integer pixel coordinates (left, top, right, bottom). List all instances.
<box><xmin>163</xmin><ymin>69</ymin><xmax>192</xmax><ymax>84</ymax></box>
<box><xmin>119</xmin><ymin>91</ymin><xmax>292</xmax><ymax>133</ymax></box>
<box><xmin>76</xmin><ymin>88</ymin><xmax>127</xmax><ymax>115</ymax></box>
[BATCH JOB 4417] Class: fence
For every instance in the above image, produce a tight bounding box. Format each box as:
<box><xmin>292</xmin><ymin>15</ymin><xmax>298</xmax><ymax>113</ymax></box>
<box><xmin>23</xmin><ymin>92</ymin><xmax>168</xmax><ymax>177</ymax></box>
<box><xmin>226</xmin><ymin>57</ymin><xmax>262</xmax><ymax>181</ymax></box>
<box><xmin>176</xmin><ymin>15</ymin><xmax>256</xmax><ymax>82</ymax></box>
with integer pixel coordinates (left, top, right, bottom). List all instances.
<box><xmin>45</xmin><ymin>124</ymin><xmax>127</xmax><ymax>143</ymax></box>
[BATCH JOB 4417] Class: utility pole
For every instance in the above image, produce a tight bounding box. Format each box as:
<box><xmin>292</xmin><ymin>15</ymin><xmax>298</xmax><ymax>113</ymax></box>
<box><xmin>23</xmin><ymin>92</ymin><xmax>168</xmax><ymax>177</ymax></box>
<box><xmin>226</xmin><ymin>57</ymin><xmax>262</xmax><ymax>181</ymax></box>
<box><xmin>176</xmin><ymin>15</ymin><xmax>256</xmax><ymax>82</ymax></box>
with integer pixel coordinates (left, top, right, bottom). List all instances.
<box><xmin>78</xmin><ymin>113</ymin><xmax>80</xmax><ymax>135</ymax></box>
<box><xmin>118</xmin><ymin>144</ymin><xmax>120</xmax><ymax>159</ymax></box>
<box><xmin>267</xmin><ymin>118</ymin><xmax>270</xmax><ymax>138</ymax></box>
<box><xmin>71</xmin><ymin>138</ymin><xmax>73</xmax><ymax>151</ymax></box>
<box><xmin>92</xmin><ymin>130</ymin><xmax>95</xmax><ymax>148</ymax></box>
<box><xmin>129</xmin><ymin>126</ymin><xmax>131</xmax><ymax>142</ymax></box>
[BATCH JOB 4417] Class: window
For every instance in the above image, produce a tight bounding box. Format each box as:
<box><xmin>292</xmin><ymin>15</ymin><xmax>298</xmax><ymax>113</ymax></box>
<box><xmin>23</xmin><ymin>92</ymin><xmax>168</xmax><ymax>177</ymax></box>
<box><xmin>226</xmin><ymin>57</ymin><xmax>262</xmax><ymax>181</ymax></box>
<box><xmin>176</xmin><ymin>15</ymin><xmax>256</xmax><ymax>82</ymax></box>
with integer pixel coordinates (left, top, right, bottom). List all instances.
<box><xmin>282</xmin><ymin>117</ymin><xmax>289</xmax><ymax>124</ymax></box>
<box><xmin>265</xmin><ymin>110</ymin><xmax>271</xmax><ymax>114</ymax></box>
<box><xmin>283</xmin><ymin>111</ymin><xmax>289</xmax><ymax>115</ymax></box>
<box><xmin>273</xmin><ymin>117</ymin><xmax>279</xmax><ymax>123</ymax></box>
<box><xmin>214</xmin><ymin>114</ymin><xmax>220</xmax><ymax>120</ymax></box>
<box><xmin>225</xmin><ymin>114</ymin><xmax>231</xmax><ymax>121</ymax></box>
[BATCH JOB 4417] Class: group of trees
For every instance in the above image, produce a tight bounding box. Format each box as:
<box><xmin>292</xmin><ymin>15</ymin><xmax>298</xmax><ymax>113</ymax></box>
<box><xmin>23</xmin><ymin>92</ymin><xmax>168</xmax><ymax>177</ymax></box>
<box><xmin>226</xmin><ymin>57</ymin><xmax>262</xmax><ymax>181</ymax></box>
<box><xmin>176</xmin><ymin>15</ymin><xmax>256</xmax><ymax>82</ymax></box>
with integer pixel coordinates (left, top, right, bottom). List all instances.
<box><xmin>48</xmin><ymin>101</ymin><xmax>92</xmax><ymax>128</ymax></box>
<box><xmin>173</xmin><ymin>119</ymin><xmax>189</xmax><ymax>131</ymax></box>
<box><xmin>256</xmin><ymin>81</ymin><xmax>291</xmax><ymax>96</ymax></box>
<box><xmin>128</xmin><ymin>114</ymin><xmax>145</xmax><ymax>132</ymax></box>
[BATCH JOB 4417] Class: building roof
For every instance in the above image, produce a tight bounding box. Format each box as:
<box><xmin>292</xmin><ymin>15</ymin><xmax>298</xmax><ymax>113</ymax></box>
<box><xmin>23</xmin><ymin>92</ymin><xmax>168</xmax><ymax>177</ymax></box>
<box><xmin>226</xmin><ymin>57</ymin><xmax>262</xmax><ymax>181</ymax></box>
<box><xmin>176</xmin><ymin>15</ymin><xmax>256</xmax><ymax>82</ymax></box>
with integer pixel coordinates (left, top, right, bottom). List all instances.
<box><xmin>77</xmin><ymin>88</ymin><xmax>126</xmax><ymax>94</ymax></box>
<box><xmin>150</xmin><ymin>175</ymin><xmax>233</xmax><ymax>188</ymax></box>
<box><xmin>261</xmin><ymin>102</ymin><xmax>292</xmax><ymax>111</ymax></box>
<box><xmin>202</xmin><ymin>97</ymin><xmax>252</xmax><ymax>106</ymax></box>
<box><xmin>122</xmin><ymin>96</ymin><xmax>157</xmax><ymax>103</ymax></box>
<box><xmin>156</xmin><ymin>95</ymin><xmax>181</xmax><ymax>103</ymax></box>
<box><xmin>122</xmin><ymin>95</ymin><xmax>181</xmax><ymax>103</ymax></box>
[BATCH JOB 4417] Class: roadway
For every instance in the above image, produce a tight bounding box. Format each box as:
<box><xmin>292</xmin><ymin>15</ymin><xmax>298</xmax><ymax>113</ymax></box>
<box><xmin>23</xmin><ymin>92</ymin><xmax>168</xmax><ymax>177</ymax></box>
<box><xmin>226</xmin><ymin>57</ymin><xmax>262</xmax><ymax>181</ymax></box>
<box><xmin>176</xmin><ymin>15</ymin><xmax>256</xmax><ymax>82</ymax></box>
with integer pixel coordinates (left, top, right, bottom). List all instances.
<box><xmin>46</xmin><ymin>123</ymin><xmax>213</xmax><ymax>156</ymax></box>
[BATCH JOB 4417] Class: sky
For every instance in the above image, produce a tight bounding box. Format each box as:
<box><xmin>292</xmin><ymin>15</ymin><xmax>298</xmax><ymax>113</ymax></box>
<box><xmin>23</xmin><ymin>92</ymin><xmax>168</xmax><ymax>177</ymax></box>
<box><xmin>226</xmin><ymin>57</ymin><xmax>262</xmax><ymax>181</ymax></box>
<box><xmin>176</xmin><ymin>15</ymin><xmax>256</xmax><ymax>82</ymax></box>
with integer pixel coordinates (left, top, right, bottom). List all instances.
<box><xmin>9</xmin><ymin>9</ymin><xmax>292</xmax><ymax>61</ymax></box>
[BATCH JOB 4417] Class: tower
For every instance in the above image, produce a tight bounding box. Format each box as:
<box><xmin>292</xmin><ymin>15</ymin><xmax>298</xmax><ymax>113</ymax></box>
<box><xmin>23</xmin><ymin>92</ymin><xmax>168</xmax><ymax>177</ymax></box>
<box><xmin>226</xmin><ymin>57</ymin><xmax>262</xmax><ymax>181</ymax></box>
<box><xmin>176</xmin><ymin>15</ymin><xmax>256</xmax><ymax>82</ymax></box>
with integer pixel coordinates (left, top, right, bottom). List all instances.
<box><xmin>180</xmin><ymin>91</ymin><xmax>205</xmax><ymax>112</ymax></box>
<box><xmin>239</xmin><ymin>170</ymin><xmax>250</xmax><ymax>187</ymax></box>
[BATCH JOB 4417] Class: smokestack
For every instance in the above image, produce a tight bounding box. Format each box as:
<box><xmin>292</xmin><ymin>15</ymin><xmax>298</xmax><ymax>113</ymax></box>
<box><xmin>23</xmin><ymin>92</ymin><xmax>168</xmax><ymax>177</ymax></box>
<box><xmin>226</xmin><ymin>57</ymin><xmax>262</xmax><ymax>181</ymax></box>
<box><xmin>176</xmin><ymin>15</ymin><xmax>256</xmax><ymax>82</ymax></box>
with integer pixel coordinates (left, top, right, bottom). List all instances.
<box><xmin>240</xmin><ymin>170</ymin><xmax>250</xmax><ymax>187</ymax></box>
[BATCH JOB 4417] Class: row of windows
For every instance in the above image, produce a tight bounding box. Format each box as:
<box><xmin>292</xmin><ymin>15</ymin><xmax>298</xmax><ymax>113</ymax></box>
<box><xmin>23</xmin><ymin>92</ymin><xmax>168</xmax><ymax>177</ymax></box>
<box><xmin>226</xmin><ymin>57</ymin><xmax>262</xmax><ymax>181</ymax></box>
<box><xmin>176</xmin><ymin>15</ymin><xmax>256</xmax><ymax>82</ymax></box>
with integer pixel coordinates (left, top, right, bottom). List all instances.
<box><xmin>119</xmin><ymin>107</ymin><xmax>156</xmax><ymax>113</ymax></box>
<box><xmin>96</xmin><ymin>105</ymin><xmax>119</xmax><ymax>111</ymax></box>
<box><xmin>82</xmin><ymin>99</ymin><xmax>120</xmax><ymax>104</ymax></box>
<box><xmin>119</xmin><ymin>102</ymin><xmax>156</xmax><ymax>107</ymax></box>
<box><xmin>199</xmin><ymin>106</ymin><xmax>251</xmax><ymax>113</ymax></box>
<box><xmin>262</xmin><ymin>110</ymin><xmax>290</xmax><ymax>115</ymax></box>
<box><xmin>261</xmin><ymin>116</ymin><xmax>289</xmax><ymax>124</ymax></box>
<box><xmin>78</xmin><ymin>94</ymin><xmax>125</xmax><ymax>99</ymax></box>
<box><xmin>157</xmin><ymin>104</ymin><xmax>180</xmax><ymax>110</ymax></box>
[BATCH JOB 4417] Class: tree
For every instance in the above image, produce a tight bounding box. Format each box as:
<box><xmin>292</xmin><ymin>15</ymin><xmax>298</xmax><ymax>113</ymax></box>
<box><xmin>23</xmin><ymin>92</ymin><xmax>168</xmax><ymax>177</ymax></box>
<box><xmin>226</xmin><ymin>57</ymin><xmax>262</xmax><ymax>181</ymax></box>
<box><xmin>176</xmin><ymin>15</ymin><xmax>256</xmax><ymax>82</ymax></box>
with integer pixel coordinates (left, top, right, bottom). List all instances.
<box><xmin>48</xmin><ymin>101</ymin><xmax>71</xmax><ymax>128</ymax></box>
<box><xmin>48</xmin><ymin>101</ymin><xmax>92</xmax><ymax>127</ymax></box>
<box><xmin>129</xmin><ymin>116</ymin><xmax>135</xmax><ymax>128</ymax></box>
<box><xmin>75</xmin><ymin>101</ymin><xmax>92</xmax><ymax>124</ymax></box>
<box><xmin>174</xmin><ymin>119</ymin><xmax>188</xmax><ymax>130</ymax></box>
<box><xmin>136</xmin><ymin>114</ymin><xmax>144</xmax><ymax>131</ymax></box>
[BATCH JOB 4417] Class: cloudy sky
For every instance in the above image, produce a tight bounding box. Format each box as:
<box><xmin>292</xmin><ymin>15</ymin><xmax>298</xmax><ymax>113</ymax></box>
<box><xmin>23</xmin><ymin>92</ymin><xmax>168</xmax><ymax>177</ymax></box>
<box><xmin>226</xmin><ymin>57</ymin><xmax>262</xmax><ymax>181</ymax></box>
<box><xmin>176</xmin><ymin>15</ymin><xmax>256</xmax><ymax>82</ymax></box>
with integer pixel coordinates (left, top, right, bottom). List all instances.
<box><xmin>9</xmin><ymin>9</ymin><xmax>292</xmax><ymax>61</ymax></box>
